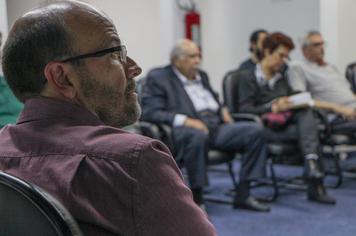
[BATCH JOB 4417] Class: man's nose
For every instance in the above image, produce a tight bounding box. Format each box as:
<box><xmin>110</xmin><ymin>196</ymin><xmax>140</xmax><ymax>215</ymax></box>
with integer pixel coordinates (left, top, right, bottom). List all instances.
<box><xmin>126</xmin><ymin>56</ymin><xmax>142</xmax><ymax>78</ymax></box>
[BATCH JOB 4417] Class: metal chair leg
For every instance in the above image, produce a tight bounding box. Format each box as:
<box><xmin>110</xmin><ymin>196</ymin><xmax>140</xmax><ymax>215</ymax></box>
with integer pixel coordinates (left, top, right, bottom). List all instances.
<box><xmin>227</xmin><ymin>162</ymin><xmax>238</xmax><ymax>188</ymax></box>
<box><xmin>328</xmin><ymin>149</ymin><xmax>343</xmax><ymax>188</ymax></box>
<box><xmin>254</xmin><ymin>158</ymin><xmax>279</xmax><ymax>203</ymax></box>
<box><xmin>204</xmin><ymin>162</ymin><xmax>235</xmax><ymax>205</ymax></box>
<box><xmin>268</xmin><ymin>158</ymin><xmax>279</xmax><ymax>202</ymax></box>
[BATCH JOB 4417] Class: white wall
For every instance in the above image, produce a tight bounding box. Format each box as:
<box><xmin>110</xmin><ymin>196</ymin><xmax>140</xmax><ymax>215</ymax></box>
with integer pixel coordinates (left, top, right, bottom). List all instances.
<box><xmin>197</xmin><ymin>0</ymin><xmax>320</xmax><ymax>92</ymax></box>
<box><xmin>0</xmin><ymin>0</ymin><xmax>7</xmax><ymax>74</ymax></box>
<box><xmin>5</xmin><ymin>0</ymin><xmax>180</xmax><ymax>80</ymax></box>
<box><xmin>320</xmin><ymin>0</ymin><xmax>339</xmax><ymax>68</ymax></box>
<box><xmin>337</xmin><ymin>0</ymin><xmax>356</xmax><ymax>72</ymax></box>
<box><xmin>6</xmin><ymin>0</ymin><xmax>43</xmax><ymax>28</ymax></box>
<box><xmin>4</xmin><ymin>0</ymin><xmax>356</xmax><ymax>93</ymax></box>
<box><xmin>320</xmin><ymin>0</ymin><xmax>356</xmax><ymax>73</ymax></box>
<box><xmin>0</xmin><ymin>0</ymin><xmax>7</xmax><ymax>38</ymax></box>
<box><xmin>88</xmin><ymin>0</ymin><xmax>172</xmax><ymax>78</ymax></box>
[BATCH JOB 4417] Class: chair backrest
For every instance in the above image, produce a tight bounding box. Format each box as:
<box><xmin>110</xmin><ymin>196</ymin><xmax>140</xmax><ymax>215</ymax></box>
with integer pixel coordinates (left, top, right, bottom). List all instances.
<box><xmin>345</xmin><ymin>62</ymin><xmax>356</xmax><ymax>93</ymax></box>
<box><xmin>222</xmin><ymin>69</ymin><xmax>302</xmax><ymax>161</ymax></box>
<box><xmin>136</xmin><ymin>76</ymin><xmax>147</xmax><ymax>104</ymax></box>
<box><xmin>222</xmin><ymin>70</ymin><xmax>243</xmax><ymax>114</ymax></box>
<box><xmin>0</xmin><ymin>171</ymin><xmax>82</xmax><ymax>236</ymax></box>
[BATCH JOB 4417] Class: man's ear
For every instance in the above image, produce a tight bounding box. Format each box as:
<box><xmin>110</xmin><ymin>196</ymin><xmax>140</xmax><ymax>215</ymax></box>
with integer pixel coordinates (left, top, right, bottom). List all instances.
<box><xmin>263</xmin><ymin>48</ymin><xmax>271</xmax><ymax>57</ymax></box>
<box><xmin>43</xmin><ymin>62</ymin><xmax>78</xmax><ymax>99</ymax></box>
<box><xmin>173</xmin><ymin>58</ymin><xmax>182</xmax><ymax>70</ymax></box>
<box><xmin>251</xmin><ymin>42</ymin><xmax>257</xmax><ymax>52</ymax></box>
<box><xmin>302</xmin><ymin>47</ymin><xmax>309</xmax><ymax>57</ymax></box>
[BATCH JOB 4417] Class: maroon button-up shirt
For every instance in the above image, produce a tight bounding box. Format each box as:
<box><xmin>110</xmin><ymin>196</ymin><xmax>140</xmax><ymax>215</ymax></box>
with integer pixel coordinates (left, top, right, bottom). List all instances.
<box><xmin>0</xmin><ymin>97</ymin><xmax>216</xmax><ymax>236</ymax></box>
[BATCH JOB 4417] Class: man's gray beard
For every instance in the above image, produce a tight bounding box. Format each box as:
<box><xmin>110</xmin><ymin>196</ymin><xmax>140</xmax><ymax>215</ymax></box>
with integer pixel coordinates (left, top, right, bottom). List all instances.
<box><xmin>76</xmin><ymin>66</ymin><xmax>141</xmax><ymax>129</ymax></box>
<box><xmin>118</xmin><ymin>101</ymin><xmax>142</xmax><ymax>128</ymax></box>
<box><xmin>105</xmin><ymin>100</ymin><xmax>142</xmax><ymax>128</ymax></box>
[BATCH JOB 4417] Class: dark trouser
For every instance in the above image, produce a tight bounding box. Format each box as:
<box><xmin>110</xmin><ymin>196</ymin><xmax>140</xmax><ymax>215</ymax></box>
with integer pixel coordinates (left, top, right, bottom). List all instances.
<box><xmin>266</xmin><ymin>109</ymin><xmax>320</xmax><ymax>156</ymax></box>
<box><xmin>173</xmin><ymin>127</ymin><xmax>209</xmax><ymax>189</ymax></box>
<box><xmin>172</xmin><ymin>122</ymin><xmax>267</xmax><ymax>188</ymax></box>
<box><xmin>266</xmin><ymin>108</ymin><xmax>324</xmax><ymax>173</ymax></box>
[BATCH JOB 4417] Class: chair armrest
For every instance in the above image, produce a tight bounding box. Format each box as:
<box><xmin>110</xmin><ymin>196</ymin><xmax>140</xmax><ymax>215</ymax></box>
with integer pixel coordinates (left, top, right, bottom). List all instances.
<box><xmin>137</xmin><ymin>121</ymin><xmax>162</xmax><ymax>140</ymax></box>
<box><xmin>312</xmin><ymin>109</ymin><xmax>353</xmax><ymax>145</ymax></box>
<box><xmin>231</xmin><ymin>113</ymin><xmax>262</xmax><ymax>124</ymax></box>
<box><xmin>138</xmin><ymin>122</ymin><xmax>176</xmax><ymax>152</ymax></box>
<box><xmin>156</xmin><ymin>124</ymin><xmax>172</xmax><ymax>137</ymax></box>
<box><xmin>313</xmin><ymin>109</ymin><xmax>332</xmax><ymax>136</ymax></box>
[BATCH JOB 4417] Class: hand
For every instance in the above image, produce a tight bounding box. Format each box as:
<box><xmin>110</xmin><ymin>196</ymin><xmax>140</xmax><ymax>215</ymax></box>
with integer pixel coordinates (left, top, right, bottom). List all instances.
<box><xmin>271</xmin><ymin>96</ymin><xmax>291</xmax><ymax>113</ymax></box>
<box><xmin>336</xmin><ymin>106</ymin><xmax>356</xmax><ymax>120</ymax></box>
<box><xmin>184</xmin><ymin>117</ymin><xmax>209</xmax><ymax>133</ymax></box>
<box><xmin>221</xmin><ymin>107</ymin><xmax>234</xmax><ymax>124</ymax></box>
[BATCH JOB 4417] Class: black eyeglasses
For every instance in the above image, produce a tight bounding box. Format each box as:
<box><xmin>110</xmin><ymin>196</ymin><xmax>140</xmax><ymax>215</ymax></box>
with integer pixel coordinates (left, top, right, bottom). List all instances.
<box><xmin>310</xmin><ymin>42</ymin><xmax>325</xmax><ymax>48</ymax></box>
<box><xmin>60</xmin><ymin>45</ymin><xmax>127</xmax><ymax>63</ymax></box>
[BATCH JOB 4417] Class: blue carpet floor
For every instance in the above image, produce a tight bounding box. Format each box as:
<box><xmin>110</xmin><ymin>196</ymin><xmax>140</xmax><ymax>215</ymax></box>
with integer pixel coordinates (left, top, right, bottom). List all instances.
<box><xmin>205</xmin><ymin>162</ymin><xmax>356</xmax><ymax>236</ymax></box>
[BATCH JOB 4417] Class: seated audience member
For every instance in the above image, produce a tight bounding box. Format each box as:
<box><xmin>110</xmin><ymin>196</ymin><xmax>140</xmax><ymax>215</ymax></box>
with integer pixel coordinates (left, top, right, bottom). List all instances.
<box><xmin>0</xmin><ymin>1</ymin><xmax>217</xmax><ymax>235</ymax></box>
<box><xmin>238</xmin><ymin>32</ymin><xmax>335</xmax><ymax>204</ymax></box>
<box><xmin>0</xmin><ymin>31</ymin><xmax>23</xmax><ymax>127</ymax></box>
<box><xmin>288</xmin><ymin>31</ymin><xmax>356</xmax><ymax>135</ymax></box>
<box><xmin>141</xmin><ymin>39</ymin><xmax>270</xmax><ymax>212</ymax></box>
<box><xmin>238</xmin><ymin>29</ymin><xmax>268</xmax><ymax>71</ymax></box>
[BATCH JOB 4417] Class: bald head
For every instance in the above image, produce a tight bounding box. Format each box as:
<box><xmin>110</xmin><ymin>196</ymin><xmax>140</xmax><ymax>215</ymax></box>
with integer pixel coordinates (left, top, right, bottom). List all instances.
<box><xmin>2</xmin><ymin>0</ymin><xmax>114</xmax><ymax>102</ymax></box>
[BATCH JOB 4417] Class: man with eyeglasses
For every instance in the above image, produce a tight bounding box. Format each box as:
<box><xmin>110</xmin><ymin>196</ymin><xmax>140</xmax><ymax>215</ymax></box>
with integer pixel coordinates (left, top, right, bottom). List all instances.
<box><xmin>237</xmin><ymin>32</ymin><xmax>335</xmax><ymax>204</ymax></box>
<box><xmin>288</xmin><ymin>31</ymin><xmax>356</xmax><ymax>136</ymax></box>
<box><xmin>0</xmin><ymin>1</ymin><xmax>216</xmax><ymax>236</ymax></box>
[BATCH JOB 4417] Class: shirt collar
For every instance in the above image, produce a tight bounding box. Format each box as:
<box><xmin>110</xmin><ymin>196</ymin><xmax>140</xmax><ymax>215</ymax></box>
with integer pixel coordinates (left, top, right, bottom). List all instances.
<box><xmin>17</xmin><ymin>97</ymin><xmax>104</xmax><ymax>126</ymax></box>
<box><xmin>303</xmin><ymin>58</ymin><xmax>316</xmax><ymax>66</ymax></box>
<box><xmin>303</xmin><ymin>58</ymin><xmax>328</xmax><ymax>67</ymax></box>
<box><xmin>254</xmin><ymin>64</ymin><xmax>282</xmax><ymax>89</ymax></box>
<box><xmin>172</xmin><ymin>66</ymin><xmax>201</xmax><ymax>85</ymax></box>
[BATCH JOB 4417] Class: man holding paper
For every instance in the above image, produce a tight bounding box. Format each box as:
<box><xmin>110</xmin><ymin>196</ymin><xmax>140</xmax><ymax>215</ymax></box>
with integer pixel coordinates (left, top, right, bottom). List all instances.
<box><xmin>237</xmin><ymin>32</ymin><xmax>335</xmax><ymax>204</ymax></box>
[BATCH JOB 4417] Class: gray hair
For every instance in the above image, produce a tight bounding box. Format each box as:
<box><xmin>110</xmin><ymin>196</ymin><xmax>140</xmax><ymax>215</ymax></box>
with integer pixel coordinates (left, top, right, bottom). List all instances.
<box><xmin>170</xmin><ymin>39</ymin><xmax>190</xmax><ymax>63</ymax></box>
<box><xmin>301</xmin><ymin>31</ymin><xmax>321</xmax><ymax>48</ymax></box>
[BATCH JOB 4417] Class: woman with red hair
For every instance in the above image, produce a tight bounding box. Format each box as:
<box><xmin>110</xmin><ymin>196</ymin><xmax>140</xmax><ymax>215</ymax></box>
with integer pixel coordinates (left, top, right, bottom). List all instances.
<box><xmin>237</xmin><ymin>32</ymin><xmax>335</xmax><ymax>205</ymax></box>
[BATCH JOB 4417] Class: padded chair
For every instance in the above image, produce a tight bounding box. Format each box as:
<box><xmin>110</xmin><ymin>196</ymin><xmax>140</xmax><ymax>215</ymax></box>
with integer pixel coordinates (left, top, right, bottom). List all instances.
<box><xmin>345</xmin><ymin>62</ymin><xmax>356</xmax><ymax>93</ymax></box>
<box><xmin>223</xmin><ymin>70</ymin><xmax>307</xmax><ymax>201</ymax></box>
<box><xmin>320</xmin><ymin>133</ymin><xmax>356</xmax><ymax>188</ymax></box>
<box><xmin>318</xmin><ymin>62</ymin><xmax>356</xmax><ymax>187</ymax></box>
<box><xmin>0</xmin><ymin>171</ymin><xmax>82</xmax><ymax>236</ymax></box>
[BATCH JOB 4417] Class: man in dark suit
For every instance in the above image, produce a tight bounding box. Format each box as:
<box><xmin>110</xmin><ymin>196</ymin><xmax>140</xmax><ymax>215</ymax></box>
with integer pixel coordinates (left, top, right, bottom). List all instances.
<box><xmin>141</xmin><ymin>39</ymin><xmax>269</xmax><ymax>212</ymax></box>
<box><xmin>0</xmin><ymin>2</ymin><xmax>216</xmax><ymax>235</ymax></box>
